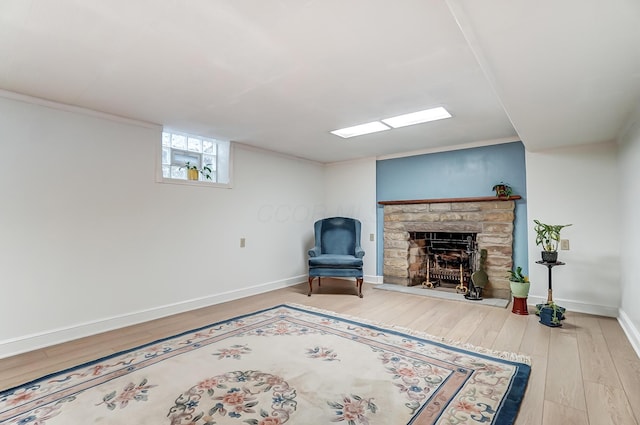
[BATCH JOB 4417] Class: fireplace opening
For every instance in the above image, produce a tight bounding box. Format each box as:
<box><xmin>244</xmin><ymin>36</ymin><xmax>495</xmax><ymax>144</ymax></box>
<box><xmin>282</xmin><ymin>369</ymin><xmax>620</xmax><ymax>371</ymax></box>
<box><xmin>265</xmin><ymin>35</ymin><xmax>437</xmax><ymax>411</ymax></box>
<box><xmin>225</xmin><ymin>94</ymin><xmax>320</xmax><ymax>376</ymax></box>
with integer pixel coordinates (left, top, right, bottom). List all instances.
<box><xmin>408</xmin><ymin>232</ymin><xmax>478</xmax><ymax>290</ymax></box>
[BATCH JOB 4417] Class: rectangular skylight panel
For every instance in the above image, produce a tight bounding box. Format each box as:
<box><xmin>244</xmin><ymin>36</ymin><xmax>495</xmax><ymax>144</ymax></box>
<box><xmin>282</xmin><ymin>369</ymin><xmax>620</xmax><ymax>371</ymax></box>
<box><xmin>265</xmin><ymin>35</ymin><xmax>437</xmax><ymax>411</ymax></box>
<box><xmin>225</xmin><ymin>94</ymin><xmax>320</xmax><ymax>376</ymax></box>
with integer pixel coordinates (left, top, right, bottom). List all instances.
<box><xmin>331</xmin><ymin>121</ymin><xmax>391</xmax><ymax>138</ymax></box>
<box><xmin>382</xmin><ymin>107</ymin><xmax>452</xmax><ymax>128</ymax></box>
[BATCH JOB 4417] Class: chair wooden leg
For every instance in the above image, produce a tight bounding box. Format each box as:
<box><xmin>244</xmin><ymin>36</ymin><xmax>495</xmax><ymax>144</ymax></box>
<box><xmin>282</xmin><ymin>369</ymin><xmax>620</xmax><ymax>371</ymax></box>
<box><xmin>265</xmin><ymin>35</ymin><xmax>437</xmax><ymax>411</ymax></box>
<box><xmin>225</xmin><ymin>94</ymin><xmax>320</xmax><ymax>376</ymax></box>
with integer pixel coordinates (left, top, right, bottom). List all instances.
<box><xmin>356</xmin><ymin>277</ymin><xmax>363</xmax><ymax>298</ymax></box>
<box><xmin>308</xmin><ymin>276</ymin><xmax>314</xmax><ymax>296</ymax></box>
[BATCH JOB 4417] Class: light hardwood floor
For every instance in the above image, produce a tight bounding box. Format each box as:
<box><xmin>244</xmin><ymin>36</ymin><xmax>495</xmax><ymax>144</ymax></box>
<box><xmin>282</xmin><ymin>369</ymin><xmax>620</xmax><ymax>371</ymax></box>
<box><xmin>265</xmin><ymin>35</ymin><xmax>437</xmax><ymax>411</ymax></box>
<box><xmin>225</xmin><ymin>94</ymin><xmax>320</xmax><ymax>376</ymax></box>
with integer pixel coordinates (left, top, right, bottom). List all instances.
<box><xmin>2</xmin><ymin>280</ymin><xmax>639</xmax><ymax>425</ymax></box>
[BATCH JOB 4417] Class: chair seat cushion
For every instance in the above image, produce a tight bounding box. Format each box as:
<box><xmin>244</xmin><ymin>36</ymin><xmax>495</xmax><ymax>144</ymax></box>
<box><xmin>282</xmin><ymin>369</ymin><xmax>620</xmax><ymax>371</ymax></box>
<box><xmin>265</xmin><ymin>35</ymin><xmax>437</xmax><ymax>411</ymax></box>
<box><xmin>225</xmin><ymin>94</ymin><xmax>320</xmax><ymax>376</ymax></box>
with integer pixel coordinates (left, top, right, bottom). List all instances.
<box><xmin>308</xmin><ymin>254</ymin><xmax>363</xmax><ymax>268</ymax></box>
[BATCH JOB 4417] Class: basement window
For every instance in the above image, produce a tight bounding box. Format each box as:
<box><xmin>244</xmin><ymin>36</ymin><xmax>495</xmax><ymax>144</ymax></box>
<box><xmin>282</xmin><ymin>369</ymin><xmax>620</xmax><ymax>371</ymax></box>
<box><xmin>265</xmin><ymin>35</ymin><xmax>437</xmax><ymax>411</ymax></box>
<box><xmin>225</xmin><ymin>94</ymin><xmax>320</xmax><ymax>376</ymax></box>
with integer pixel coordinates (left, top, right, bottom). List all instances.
<box><xmin>158</xmin><ymin>130</ymin><xmax>232</xmax><ymax>187</ymax></box>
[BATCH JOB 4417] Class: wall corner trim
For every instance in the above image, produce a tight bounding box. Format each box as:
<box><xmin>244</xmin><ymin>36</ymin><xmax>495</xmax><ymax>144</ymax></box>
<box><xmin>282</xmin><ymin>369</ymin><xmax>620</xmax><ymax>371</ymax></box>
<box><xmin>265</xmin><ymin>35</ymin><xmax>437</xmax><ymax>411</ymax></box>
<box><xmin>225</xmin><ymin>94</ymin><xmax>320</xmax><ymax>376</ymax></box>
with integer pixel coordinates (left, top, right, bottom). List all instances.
<box><xmin>618</xmin><ymin>308</ymin><xmax>640</xmax><ymax>359</ymax></box>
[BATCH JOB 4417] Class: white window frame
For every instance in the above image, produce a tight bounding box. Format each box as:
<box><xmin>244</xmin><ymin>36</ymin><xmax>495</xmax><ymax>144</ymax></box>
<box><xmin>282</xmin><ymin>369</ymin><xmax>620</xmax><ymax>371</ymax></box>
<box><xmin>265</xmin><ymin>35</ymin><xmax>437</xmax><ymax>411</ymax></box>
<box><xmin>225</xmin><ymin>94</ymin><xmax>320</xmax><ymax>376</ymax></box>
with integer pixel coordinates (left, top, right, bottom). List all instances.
<box><xmin>156</xmin><ymin>129</ymin><xmax>233</xmax><ymax>188</ymax></box>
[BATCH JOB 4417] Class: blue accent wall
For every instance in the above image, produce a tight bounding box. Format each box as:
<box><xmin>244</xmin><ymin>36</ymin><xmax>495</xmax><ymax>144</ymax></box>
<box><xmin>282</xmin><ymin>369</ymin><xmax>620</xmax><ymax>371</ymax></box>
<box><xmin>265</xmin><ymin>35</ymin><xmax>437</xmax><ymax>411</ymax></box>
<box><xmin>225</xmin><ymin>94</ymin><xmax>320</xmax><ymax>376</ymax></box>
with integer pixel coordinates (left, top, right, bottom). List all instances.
<box><xmin>376</xmin><ymin>141</ymin><xmax>528</xmax><ymax>276</ymax></box>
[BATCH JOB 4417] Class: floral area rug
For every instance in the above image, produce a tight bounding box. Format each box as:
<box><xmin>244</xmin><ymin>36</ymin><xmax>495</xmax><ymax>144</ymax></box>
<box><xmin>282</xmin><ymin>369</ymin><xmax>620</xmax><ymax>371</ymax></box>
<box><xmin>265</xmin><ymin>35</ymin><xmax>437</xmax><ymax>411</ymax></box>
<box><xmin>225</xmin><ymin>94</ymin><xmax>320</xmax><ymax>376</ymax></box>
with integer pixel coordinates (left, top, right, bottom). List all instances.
<box><xmin>0</xmin><ymin>304</ymin><xmax>530</xmax><ymax>425</ymax></box>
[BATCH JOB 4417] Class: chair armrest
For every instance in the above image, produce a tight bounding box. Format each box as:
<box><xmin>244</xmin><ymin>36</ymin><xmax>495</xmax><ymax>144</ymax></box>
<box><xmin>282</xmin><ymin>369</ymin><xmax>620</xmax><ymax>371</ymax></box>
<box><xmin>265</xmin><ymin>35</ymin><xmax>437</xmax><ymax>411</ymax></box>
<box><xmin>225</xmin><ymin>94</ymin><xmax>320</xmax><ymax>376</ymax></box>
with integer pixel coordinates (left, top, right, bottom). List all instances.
<box><xmin>355</xmin><ymin>247</ymin><xmax>365</xmax><ymax>258</ymax></box>
<box><xmin>308</xmin><ymin>247</ymin><xmax>321</xmax><ymax>257</ymax></box>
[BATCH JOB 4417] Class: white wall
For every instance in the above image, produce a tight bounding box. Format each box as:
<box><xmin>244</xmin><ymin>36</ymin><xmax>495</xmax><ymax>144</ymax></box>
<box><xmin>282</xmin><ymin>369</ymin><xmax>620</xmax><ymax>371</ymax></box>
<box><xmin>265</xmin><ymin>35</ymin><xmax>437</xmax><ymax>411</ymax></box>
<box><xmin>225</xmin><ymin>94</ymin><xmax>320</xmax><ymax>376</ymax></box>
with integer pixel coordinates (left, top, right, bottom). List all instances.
<box><xmin>322</xmin><ymin>158</ymin><xmax>378</xmax><ymax>281</ymax></box>
<box><xmin>0</xmin><ymin>95</ymin><xmax>324</xmax><ymax>357</ymax></box>
<box><xmin>525</xmin><ymin>143</ymin><xmax>620</xmax><ymax>317</ymax></box>
<box><xmin>618</xmin><ymin>104</ymin><xmax>640</xmax><ymax>354</ymax></box>
<box><xmin>3</xmin><ymin>91</ymin><xmax>636</xmax><ymax>357</ymax></box>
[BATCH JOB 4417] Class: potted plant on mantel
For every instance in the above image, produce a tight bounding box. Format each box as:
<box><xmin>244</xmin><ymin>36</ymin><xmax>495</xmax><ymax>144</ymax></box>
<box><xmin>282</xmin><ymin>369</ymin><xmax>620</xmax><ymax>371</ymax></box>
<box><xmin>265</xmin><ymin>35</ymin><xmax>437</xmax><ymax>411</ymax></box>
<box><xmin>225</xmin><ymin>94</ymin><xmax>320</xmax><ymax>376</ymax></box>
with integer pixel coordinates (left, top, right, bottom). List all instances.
<box><xmin>508</xmin><ymin>266</ymin><xmax>530</xmax><ymax>315</ymax></box>
<box><xmin>492</xmin><ymin>182</ymin><xmax>513</xmax><ymax>199</ymax></box>
<box><xmin>182</xmin><ymin>161</ymin><xmax>213</xmax><ymax>181</ymax></box>
<box><xmin>533</xmin><ymin>219</ymin><xmax>572</xmax><ymax>263</ymax></box>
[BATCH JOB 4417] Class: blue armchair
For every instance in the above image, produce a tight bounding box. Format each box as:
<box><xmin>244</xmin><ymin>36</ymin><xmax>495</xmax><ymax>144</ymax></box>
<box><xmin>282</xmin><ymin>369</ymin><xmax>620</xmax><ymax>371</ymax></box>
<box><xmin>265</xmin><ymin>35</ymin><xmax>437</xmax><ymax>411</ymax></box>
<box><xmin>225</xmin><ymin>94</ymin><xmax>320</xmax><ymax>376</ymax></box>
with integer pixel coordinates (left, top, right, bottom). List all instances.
<box><xmin>308</xmin><ymin>217</ymin><xmax>365</xmax><ymax>298</ymax></box>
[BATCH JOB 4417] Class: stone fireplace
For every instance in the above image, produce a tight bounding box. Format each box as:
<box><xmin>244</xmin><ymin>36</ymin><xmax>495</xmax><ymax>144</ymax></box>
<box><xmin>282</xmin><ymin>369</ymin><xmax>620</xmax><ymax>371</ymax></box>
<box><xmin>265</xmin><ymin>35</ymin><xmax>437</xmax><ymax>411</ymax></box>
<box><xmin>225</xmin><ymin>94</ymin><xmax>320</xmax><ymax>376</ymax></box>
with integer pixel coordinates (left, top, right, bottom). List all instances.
<box><xmin>380</xmin><ymin>196</ymin><xmax>518</xmax><ymax>299</ymax></box>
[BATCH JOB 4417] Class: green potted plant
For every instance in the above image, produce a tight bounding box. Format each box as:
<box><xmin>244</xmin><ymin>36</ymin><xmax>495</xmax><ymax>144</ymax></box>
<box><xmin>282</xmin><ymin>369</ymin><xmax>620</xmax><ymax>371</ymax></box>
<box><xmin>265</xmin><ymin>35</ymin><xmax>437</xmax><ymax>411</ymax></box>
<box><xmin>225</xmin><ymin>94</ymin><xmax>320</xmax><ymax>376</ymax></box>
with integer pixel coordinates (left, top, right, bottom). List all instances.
<box><xmin>181</xmin><ymin>161</ymin><xmax>213</xmax><ymax>181</ymax></box>
<box><xmin>508</xmin><ymin>266</ymin><xmax>530</xmax><ymax>298</ymax></box>
<box><xmin>533</xmin><ymin>219</ymin><xmax>572</xmax><ymax>263</ymax></box>
<box><xmin>508</xmin><ymin>266</ymin><xmax>530</xmax><ymax>315</ymax></box>
<box><xmin>536</xmin><ymin>302</ymin><xmax>564</xmax><ymax>327</ymax></box>
<box><xmin>492</xmin><ymin>182</ymin><xmax>513</xmax><ymax>199</ymax></box>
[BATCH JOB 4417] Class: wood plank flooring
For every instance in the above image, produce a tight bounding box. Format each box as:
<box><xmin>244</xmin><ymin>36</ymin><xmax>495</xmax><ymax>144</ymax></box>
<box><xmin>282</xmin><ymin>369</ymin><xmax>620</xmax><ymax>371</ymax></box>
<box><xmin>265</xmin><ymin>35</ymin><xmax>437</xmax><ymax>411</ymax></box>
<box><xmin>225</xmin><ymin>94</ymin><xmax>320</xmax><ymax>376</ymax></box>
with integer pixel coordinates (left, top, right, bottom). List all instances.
<box><xmin>1</xmin><ymin>280</ymin><xmax>639</xmax><ymax>425</ymax></box>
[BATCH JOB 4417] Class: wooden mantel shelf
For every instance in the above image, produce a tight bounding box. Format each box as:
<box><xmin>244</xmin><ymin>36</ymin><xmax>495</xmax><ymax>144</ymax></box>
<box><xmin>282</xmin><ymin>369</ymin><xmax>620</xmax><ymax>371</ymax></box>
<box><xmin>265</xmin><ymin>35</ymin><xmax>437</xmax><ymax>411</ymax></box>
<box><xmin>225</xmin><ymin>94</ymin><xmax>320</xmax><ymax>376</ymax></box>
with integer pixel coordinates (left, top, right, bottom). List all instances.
<box><xmin>378</xmin><ymin>195</ymin><xmax>521</xmax><ymax>205</ymax></box>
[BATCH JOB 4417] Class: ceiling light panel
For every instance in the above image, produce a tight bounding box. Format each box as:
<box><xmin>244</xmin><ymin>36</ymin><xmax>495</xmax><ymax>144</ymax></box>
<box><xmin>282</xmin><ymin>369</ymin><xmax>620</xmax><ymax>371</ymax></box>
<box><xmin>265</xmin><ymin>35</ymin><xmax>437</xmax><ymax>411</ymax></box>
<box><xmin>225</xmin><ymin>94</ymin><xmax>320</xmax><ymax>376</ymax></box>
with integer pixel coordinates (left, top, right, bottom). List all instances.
<box><xmin>382</xmin><ymin>107</ymin><xmax>452</xmax><ymax>128</ymax></box>
<box><xmin>331</xmin><ymin>121</ymin><xmax>390</xmax><ymax>138</ymax></box>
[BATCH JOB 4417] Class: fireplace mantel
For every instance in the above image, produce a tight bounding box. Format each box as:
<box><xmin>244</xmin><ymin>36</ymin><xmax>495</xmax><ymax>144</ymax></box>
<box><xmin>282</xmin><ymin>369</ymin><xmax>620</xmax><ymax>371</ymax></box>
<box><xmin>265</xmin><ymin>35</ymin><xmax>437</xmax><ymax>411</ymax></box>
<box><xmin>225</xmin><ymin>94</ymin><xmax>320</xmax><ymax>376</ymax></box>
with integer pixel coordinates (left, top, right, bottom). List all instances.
<box><xmin>378</xmin><ymin>195</ymin><xmax>521</xmax><ymax>205</ymax></box>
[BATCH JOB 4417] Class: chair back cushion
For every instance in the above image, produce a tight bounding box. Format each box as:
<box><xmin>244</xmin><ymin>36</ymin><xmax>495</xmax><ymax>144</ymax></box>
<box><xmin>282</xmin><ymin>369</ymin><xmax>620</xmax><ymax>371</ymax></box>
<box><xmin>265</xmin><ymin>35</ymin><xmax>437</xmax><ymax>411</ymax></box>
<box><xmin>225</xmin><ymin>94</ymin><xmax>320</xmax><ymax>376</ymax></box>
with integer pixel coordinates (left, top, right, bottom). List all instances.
<box><xmin>319</xmin><ymin>217</ymin><xmax>356</xmax><ymax>255</ymax></box>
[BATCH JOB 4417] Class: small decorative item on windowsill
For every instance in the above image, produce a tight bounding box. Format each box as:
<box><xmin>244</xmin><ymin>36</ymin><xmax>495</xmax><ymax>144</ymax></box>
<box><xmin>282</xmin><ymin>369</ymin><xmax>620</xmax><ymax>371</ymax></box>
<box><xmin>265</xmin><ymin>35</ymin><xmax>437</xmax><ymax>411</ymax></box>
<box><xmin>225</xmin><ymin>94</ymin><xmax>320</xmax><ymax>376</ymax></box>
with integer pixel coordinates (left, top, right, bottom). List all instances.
<box><xmin>533</xmin><ymin>219</ymin><xmax>572</xmax><ymax>263</ymax></box>
<box><xmin>182</xmin><ymin>161</ymin><xmax>213</xmax><ymax>181</ymax></box>
<box><xmin>491</xmin><ymin>182</ymin><xmax>513</xmax><ymax>199</ymax></box>
<box><xmin>187</xmin><ymin>168</ymin><xmax>199</xmax><ymax>180</ymax></box>
<box><xmin>508</xmin><ymin>266</ymin><xmax>530</xmax><ymax>315</ymax></box>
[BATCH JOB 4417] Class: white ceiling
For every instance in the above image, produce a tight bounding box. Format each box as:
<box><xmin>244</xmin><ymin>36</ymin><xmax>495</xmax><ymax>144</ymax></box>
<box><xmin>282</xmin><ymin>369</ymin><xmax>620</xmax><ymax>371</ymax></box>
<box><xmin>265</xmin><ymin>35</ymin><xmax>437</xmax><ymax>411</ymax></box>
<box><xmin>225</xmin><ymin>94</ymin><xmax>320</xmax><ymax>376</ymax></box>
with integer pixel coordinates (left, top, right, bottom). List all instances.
<box><xmin>1</xmin><ymin>0</ymin><xmax>639</xmax><ymax>163</ymax></box>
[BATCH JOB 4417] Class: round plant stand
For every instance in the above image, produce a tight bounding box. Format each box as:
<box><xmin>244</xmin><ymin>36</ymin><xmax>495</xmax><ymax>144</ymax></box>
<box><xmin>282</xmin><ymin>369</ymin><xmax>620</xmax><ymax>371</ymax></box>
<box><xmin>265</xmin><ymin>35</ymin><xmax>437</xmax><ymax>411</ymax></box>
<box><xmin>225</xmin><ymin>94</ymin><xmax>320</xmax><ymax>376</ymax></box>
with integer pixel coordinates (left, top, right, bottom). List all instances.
<box><xmin>535</xmin><ymin>260</ymin><xmax>565</xmax><ymax>303</ymax></box>
<box><xmin>535</xmin><ymin>260</ymin><xmax>567</xmax><ymax>325</ymax></box>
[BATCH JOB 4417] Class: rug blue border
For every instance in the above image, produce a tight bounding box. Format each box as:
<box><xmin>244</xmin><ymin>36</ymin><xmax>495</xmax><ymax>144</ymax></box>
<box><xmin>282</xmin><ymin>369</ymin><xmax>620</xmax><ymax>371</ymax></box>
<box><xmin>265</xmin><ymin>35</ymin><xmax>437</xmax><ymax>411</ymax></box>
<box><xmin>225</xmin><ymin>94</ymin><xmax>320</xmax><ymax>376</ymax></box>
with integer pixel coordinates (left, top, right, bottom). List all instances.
<box><xmin>1</xmin><ymin>304</ymin><xmax>530</xmax><ymax>425</ymax></box>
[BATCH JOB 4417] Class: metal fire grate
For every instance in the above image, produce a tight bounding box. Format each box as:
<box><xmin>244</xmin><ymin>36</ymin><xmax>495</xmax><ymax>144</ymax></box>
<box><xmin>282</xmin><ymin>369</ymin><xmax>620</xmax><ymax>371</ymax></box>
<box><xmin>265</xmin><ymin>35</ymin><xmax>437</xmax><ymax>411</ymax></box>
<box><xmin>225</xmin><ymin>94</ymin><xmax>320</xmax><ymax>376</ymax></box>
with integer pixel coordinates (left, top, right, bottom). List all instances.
<box><xmin>408</xmin><ymin>232</ymin><xmax>478</xmax><ymax>294</ymax></box>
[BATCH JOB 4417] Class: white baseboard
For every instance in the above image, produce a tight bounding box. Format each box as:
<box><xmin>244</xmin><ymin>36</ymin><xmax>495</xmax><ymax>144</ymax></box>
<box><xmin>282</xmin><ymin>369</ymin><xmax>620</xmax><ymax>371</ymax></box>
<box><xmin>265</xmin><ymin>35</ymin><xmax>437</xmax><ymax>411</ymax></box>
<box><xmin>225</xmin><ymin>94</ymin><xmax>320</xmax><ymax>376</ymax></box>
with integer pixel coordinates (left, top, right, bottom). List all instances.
<box><xmin>4</xmin><ymin>278</ymin><xmax>634</xmax><ymax>360</ymax></box>
<box><xmin>0</xmin><ymin>276</ymin><xmax>307</xmax><ymax>359</ymax></box>
<box><xmin>365</xmin><ymin>274</ymin><xmax>384</xmax><ymax>284</ymax></box>
<box><xmin>527</xmin><ymin>295</ymin><xmax>619</xmax><ymax>318</ymax></box>
<box><xmin>618</xmin><ymin>309</ymin><xmax>640</xmax><ymax>359</ymax></box>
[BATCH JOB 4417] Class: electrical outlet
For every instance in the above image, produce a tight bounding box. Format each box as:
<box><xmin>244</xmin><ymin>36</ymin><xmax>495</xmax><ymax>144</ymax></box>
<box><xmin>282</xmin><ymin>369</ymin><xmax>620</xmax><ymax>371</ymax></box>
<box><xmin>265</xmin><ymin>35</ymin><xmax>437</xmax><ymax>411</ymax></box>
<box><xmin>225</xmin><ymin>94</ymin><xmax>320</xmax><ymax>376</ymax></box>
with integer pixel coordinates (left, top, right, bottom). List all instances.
<box><xmin>240</xmin><ymin>237</ymin><xmax>246</xmax><ymax>248</ymax></box>
<box><xmin>370</xmin><ymin>233</ymin><xmax>375</xmax><ymax>241</ymax></box>
<box><xmin>560</xmin><ymin>239</ymin><xmax>569</xmax><ymax>250</ymax></box>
